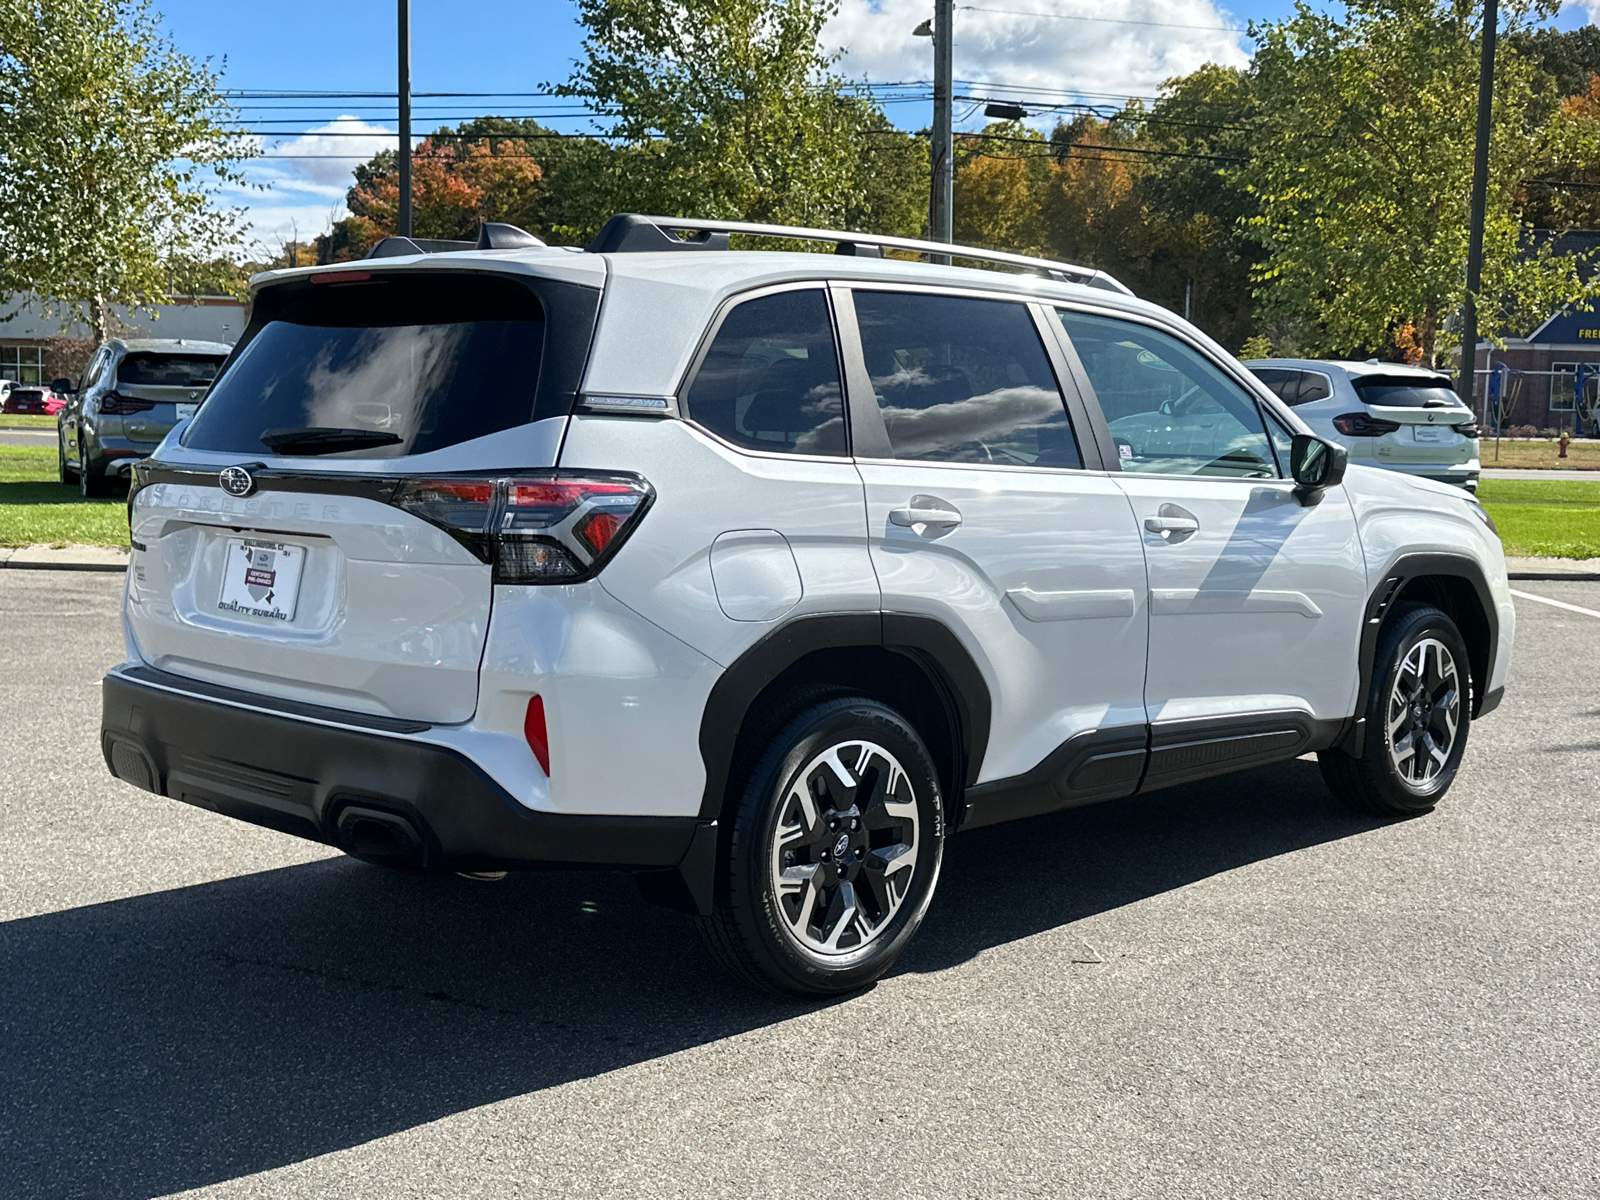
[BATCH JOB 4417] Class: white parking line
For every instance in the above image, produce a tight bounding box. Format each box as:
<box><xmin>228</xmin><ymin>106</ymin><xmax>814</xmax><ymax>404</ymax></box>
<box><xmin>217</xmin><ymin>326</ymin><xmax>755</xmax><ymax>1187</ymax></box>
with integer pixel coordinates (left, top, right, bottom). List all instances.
<box><xmin>1510</xmin><ymin>588</ymin><xmax>1600</xmax><ymax>619</ymax></box>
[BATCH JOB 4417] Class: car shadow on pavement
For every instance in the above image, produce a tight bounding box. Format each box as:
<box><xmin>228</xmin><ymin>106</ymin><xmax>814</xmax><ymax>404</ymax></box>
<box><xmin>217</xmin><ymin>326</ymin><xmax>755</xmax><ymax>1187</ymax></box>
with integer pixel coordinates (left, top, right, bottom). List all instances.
<box><xmin>1</xmin><ymin>756</ymin><xmax>1377</xmax><ymax>1198</ymax></box>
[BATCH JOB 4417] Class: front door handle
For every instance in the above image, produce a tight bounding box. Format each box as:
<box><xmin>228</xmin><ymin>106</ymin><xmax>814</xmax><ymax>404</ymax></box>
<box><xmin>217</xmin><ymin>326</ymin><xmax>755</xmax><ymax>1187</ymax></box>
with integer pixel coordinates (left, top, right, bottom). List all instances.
<box><xmin>1144</xmin><ymin>503</ymin><xmax>1200</xmax><ymax>542</ymax></box>
<box><xmin>889</xmin><ymin>495</ymin><xmax>963</xmax><ymax>530</ymax></box>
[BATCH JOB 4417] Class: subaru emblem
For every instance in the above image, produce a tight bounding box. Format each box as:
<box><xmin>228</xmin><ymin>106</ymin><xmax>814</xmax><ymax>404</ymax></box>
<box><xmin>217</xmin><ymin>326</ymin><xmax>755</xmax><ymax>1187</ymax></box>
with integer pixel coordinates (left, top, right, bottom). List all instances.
<box><xmin>219</xmin><ymin>466</ymin><xmax>254</xmax><ymax>497</ymax></box>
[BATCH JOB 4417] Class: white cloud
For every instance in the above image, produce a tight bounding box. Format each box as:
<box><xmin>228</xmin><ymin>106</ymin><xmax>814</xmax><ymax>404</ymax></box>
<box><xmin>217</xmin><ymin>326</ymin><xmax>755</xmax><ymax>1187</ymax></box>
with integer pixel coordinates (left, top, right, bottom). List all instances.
<box><xmin>827</xmin><ymin>0</ymin><xmax>1249</xmax><ymax>109</ymax></box>
<box><xmin>266</xmin><ymin>116</ymin><xmax>397</xmax><ymax>188</ymax></box>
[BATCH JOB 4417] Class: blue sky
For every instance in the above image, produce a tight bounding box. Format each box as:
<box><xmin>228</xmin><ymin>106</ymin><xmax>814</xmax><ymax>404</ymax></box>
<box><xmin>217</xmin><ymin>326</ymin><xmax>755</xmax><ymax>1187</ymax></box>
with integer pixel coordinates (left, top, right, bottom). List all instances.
<box><xmin>150</xmin><ymin>0</ymin><xmax>1597</xmax><ymax>252</ymax></box>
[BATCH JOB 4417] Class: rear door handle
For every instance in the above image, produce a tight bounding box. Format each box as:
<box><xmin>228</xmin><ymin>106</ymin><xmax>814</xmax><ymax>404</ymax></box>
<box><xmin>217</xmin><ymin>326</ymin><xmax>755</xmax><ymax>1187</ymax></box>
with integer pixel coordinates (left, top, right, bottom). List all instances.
<box><xmin>889</xmin><ymin>495</ymin><xmax>963</xmax><ymax>529</ymax></box>
<box><xmin>1144</xmin><ymin>516</ymin><xmax>1199</xmax><ymax>534</ymax></box>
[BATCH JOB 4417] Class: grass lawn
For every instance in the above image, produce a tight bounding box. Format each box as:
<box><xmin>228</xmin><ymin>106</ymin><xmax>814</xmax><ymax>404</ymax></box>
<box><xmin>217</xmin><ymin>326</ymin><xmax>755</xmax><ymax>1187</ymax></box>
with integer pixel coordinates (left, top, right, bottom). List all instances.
<box><xmin>3</xmin><ymin>441</ymin><xmax>1595</xmax><ymax>559</ymax></box>
<box><xmin>1475</xmin><ymin>477</ymin><xmax>1600</xmax><ymax>559</ymax></box>
<box><xmin>0</xmin><ymin>445</ymin><xmax>128</xmax><ymax>547</ymax></box>
<box><xmin>0</xmin><ymin>413</ymin><xmax>60</xmax><ymax>429</ymax></box>
<box><xmin>1478</xmin><ymin>437</ymin><xmax>1600</xmax><ymax>470</ymax></box>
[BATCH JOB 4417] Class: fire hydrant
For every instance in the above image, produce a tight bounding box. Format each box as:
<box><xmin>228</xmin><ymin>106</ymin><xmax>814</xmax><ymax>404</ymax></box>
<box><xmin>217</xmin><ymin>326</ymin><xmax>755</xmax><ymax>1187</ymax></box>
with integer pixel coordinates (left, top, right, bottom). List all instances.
<box><xmin>1560</xmin><ymin>429</ymin><xmax>1571</xmax><ymax>458</ymax></box>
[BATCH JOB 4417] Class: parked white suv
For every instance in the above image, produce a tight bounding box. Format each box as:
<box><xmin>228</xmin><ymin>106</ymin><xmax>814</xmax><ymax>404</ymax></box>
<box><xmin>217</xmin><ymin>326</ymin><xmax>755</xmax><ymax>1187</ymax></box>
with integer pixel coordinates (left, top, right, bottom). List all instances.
<box><xmin>1245</xmin><ymin>358</ymin><xmax>1481</xmax><ymax>492</ymax></box>
<box><xmin>101</xmin><ymin>217</ymin><xmax>1514</xmax><ymax>995</ymax></box>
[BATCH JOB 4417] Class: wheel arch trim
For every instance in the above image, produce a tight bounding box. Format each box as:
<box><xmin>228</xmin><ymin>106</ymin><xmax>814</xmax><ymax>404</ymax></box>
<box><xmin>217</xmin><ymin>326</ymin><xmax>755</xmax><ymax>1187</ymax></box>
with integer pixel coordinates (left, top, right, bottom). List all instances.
<box><xmin>1341</xmin><ymin>552</ymin><xmax>1500</xmax><ymax>754</ymax></box>
<box><xmin>694</xmin><ymin>611</ymin><xmax>992</xmax><ymax>824</ymax></box>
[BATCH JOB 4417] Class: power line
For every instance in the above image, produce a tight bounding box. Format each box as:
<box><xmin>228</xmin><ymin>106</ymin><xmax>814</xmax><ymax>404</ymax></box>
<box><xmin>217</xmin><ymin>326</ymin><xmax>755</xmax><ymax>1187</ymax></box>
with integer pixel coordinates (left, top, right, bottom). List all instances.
<box><xmin>958</xmin><ymin>5</ymin><xmax>1248</xmax><ymax>33</ymax></box>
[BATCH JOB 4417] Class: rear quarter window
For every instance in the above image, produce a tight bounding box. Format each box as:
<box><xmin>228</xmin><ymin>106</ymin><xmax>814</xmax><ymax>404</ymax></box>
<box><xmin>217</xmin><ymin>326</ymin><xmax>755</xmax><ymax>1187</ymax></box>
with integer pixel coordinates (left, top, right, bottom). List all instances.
<box><xmin>183</xmin><ymin>273</ymin><xmax>549</xmax><ymax>459</ymax></box>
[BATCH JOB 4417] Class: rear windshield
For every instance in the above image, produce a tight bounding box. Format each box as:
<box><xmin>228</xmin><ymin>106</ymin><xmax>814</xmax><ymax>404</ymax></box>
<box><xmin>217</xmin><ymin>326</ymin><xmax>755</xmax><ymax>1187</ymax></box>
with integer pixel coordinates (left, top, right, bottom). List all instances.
<box><xmin>117</xmin><ymin>354</ymin><xmax>226</xmax><ymax>387</ymax></box>
<box><xmin>1353</xmin><ymin>377</ymin><xmax>1462</xmax><ymax>408</ymax></box>
<box><xmin>183</xmin><ymin>273</ymin><xmax>543</xmax><ymax>458</ymax></box>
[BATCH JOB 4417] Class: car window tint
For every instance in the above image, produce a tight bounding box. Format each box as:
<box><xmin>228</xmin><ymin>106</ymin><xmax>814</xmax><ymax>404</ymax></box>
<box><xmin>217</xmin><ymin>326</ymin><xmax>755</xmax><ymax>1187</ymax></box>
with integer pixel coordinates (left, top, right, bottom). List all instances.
<box><xmin>1058</xmin><ymin>311</ymin><xmax>1276</xmax><ymax>478</ymax></box>
<box><xmin>1352</xmin><ymin>377</ymin><xmax>1461</xmax><ymax>408</ymax></box>
<box><xmin>684</xmin><ymin>289</ymin><xmax>846</xmax><ymax>456</ymax></box>
<box><xmin>1298</xmin><ymin>372</ymin><xmax>1331</xmax><ymax>403</ymax></box>
<box><xmin>1249</xmin><ymin>367</ymin><xmax>1298</xmax><ymax>403</ymax></box>
<box><xmin>852</xmin><ymin>291</ymin><xmax>1081</xmax><ymax>468</ymax></box>
<box><xmin>116</xmin><ymin>354</ymin><xmax>226</xmax><ymax>387</ymax></box>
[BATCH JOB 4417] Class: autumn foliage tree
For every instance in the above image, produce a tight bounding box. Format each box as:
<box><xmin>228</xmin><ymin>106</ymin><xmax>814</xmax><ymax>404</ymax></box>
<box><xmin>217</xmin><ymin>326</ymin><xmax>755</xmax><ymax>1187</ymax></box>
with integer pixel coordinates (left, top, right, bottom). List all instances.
<box><xmin>319</xmin><ymin>136</ymin><xmax>542</xmax><ymax>260</ymax></box>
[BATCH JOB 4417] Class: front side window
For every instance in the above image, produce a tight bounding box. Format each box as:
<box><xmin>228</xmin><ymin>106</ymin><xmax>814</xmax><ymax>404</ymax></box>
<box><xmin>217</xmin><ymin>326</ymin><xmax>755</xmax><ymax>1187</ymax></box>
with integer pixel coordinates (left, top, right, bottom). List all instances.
<box><xmin>683</xmin><ymin>289</ymin><xmax>846</xmax><ymax>456</ymax></box>
<box><xmin>852</xmin><ymin>291</ymin><xmax>1081</xmax><ymax>468</ymax></box>
<box><xmin>1059</xmin><ymin>311</ymin><xmax>1276</xmax><ymax>478</ymax></box>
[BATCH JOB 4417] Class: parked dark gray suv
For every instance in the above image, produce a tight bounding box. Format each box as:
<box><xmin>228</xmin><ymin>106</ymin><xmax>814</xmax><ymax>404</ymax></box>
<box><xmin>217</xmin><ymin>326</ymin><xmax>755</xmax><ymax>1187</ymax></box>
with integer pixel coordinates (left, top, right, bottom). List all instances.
<box><xmin>57</xmin><ymin>338</ymin><xmax>231</xmax><ymax>496</ymax></box>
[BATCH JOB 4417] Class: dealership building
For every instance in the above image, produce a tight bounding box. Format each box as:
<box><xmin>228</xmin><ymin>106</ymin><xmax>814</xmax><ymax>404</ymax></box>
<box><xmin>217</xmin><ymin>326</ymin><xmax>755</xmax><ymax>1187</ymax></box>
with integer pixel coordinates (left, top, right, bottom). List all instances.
<box><xmin>0</xmin><ymin>295</ymin><xmax>242</xmax><ymax>386</ymax></box>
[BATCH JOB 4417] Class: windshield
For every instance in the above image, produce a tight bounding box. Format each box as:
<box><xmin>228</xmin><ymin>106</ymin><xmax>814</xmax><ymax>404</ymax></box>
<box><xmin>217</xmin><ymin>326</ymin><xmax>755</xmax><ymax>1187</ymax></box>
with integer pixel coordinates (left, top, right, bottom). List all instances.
<box><xmin>117</xmin><ymin>354</ymin><xmax>225</xmax><ymax>387</ymax></box>
<box><xmin>183</xmin><ymin>274</ymin><xmax>543</xmax><ymax>459</ymax></box>
<box><xmin>1353</xmin><ymin>377</ymin><xmax>1463</xmax><ymax>408</ymax></box>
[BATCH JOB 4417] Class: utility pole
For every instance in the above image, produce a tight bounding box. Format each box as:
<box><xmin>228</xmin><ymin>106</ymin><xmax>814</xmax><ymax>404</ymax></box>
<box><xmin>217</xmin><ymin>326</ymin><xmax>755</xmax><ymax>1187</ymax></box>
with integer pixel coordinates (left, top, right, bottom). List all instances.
<box><xmin>397</xmin><ymin>0</ymin><xmax>413</xmax><ymax>238</ymax></box>
<box><xmin>931</xmin><ymin>0</ymin><xmax>953</xmax><ymax>252</ymax></box>
<box><xmin>1459</xmin><ymin>0</ymin><xmax>1497</xmax><ymax>403</ymax></box>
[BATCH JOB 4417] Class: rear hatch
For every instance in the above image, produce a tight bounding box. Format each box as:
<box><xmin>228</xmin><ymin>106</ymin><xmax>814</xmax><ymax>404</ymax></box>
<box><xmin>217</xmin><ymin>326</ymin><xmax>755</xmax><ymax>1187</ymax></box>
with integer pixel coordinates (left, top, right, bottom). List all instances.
<box><xmin>112</xmin><ymin>352</ymin><xmax>227</xmax><ymax>445</ymax></box>
<box><xmin>1350</xmin><ymin>374</ymin><xmax>1476</xmax><ymax>464</ymax></box>
<box><xmin>125</xmin><ymin>265</ymin><xmax>602</xmax><ymax>724</ymax></box>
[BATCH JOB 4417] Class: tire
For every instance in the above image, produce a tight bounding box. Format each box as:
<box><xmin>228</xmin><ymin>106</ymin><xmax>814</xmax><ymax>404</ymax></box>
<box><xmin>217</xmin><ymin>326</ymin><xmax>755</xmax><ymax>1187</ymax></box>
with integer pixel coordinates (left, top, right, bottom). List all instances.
<box><xmin>698</xmin><ymin>695</ymin><xmax>946</xmax><ymax>997</ymax></box>
<box><xmin>1319</xmin><ymin>603</ymin><xmax>1472</xmax><ymax>816</ymax></box>
<box><xmin>79</xmin><ymin>447</ymin><xmax>113</xmax><ymax>498</ymax></box>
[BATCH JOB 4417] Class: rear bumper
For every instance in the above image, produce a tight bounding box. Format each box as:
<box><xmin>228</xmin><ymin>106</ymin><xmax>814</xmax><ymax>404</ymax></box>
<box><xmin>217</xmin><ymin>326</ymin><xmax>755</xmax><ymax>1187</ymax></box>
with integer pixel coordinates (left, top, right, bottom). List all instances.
<box><xmin>100</xmin><ymin>664</ymin><xmax>703</xmax><ymax>874</ymax></box>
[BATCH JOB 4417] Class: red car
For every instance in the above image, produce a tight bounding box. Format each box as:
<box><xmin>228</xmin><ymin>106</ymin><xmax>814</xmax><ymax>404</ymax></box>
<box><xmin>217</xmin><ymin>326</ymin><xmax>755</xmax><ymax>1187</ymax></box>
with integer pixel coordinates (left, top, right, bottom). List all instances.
<box><xmin>2</xmin><ymin>386</ymin><xmax>65</xmax><ymax>415</ymax></box>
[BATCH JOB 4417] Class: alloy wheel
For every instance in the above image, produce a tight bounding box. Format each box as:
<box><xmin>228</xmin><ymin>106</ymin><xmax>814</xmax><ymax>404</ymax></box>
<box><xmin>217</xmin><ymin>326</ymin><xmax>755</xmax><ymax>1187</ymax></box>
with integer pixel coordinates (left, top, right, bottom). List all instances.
<box><xmin>768</xmin><ymin>739</ymin><xmax>921</xmax><ymax>957</ymax></box>
<box><xmin>1386</xmin><ymin>637</ymin><xmax>1461</xmax><ymax>788</ymax></box>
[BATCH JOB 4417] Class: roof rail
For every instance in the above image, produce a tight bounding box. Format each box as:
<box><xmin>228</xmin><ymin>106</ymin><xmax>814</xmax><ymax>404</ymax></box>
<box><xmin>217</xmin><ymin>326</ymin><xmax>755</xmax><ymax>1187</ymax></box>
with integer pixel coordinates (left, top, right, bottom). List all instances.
<box><xmin>586</xmin><ymin>213</ymin><xmax>1133</xmax><ymax>295</ymax></box>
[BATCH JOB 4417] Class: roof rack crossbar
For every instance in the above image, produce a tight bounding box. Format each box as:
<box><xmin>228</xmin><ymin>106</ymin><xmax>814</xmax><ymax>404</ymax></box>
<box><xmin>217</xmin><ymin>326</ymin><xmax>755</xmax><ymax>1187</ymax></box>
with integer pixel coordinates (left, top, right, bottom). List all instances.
<box><xmin>586</xmin><ymin>213</ymin><xmax>1132</xmax><ymax>295</ymax></box>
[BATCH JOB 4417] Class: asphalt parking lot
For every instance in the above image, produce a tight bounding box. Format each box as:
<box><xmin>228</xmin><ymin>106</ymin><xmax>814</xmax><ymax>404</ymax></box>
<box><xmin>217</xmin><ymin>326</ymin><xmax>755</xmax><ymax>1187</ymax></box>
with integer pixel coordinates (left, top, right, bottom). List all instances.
<box><xmin>2</xmin><ymin>571</ymin><xmax>1596</xmax><ymax>1199</ymax></box>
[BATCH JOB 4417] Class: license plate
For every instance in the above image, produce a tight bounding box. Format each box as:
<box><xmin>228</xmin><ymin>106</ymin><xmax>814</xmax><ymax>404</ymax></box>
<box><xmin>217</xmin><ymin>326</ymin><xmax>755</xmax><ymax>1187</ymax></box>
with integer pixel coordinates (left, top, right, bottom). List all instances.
<box><xmin>1413</xmin><ymin>425</ymin><xmax>1443</xmax><ymax>442</ymax></box>
<box><xmin>176</xmin><ymin>403</ymin><xmax>197</xmax><ymax>419</ymax></box>
<box><xmin>219</xmin><ymin>539</ymin><xmax>306</xmax><ymax>622</ymax></box>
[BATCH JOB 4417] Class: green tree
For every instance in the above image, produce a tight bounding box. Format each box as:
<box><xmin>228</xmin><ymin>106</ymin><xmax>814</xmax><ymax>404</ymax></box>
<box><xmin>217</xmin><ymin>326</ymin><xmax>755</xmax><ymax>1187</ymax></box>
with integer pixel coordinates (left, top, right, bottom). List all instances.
<box><xmin>0</xmin><ymin>0</ymin><xmax>253</xmax><ymax>338</ymax></box>
<box><xmin>1243</xmin><ymin>0</ymin><xmax>1588</xmax><ymax>366</ymax></box>
<box><xmin>553</xmin><ymin>0</ymin><xmax>910</xmax><ymax>229</ymax></box>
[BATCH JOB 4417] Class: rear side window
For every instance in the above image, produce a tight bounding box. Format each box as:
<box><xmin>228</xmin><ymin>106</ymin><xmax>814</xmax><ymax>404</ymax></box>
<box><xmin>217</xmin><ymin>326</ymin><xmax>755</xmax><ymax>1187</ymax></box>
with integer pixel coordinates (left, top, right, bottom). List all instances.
<box><xmin>1353</xmin><ymin>377</ymin><xmax>1461</xmax><ymax>408</ymax></box>
<box><xmin>184</xmin><ymin>274</ymin><xmax>543</xmax><ymax>458</ymax></box>
<box><xmin>853</xmin><ymin>291</ymin><xmax>1081</xmax><ymax>468</ymax></box>
<box><xmin>1250</xmin><ymin>367</ymin><xmax>1330</xmax><ymax>406</ymax></box>
<box><xmin>116</xmin><ymin>354</ymin><xmax>225</xmax><ymax>387</ymax></box>
<box><xmin>683</xmin><ymin>289</ymin><xmax>846</xmax><ymax>456</ymax></box>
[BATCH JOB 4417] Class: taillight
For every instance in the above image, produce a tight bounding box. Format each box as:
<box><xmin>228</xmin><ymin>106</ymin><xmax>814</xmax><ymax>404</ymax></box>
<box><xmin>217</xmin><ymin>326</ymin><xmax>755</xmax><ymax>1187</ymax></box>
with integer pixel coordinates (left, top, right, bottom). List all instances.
<box><xmin>100</xmin><ymin>392</ymin><xmax>155</xmax><ymax>415</ymax></box>
<box><xmin>391</xmin><ymin>472</ymin><xmax>652</xmax><ymax>584</ymax></box>
<box><xmin>1453</xmin><ymin>421</ymin><xmax>1480</xmax><ymax>438</ymax></box>
<box><xmin>1332</xmin><ymin>412</ymin><xmax>1402</xmax><ymax>436</ymax></box>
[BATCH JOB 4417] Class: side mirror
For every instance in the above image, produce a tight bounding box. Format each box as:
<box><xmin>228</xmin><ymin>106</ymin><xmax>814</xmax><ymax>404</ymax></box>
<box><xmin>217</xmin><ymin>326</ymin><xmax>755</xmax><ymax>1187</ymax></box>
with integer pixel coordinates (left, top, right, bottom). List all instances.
<box><xmin>51</xmin><ymin>377</ymin><xmax>75</xmax><ymax>395</ymax></box>
<box><xmin>1290</xmin><ymin>434</ymin><xmax>1347</xmax><ymax>503</ymax></box>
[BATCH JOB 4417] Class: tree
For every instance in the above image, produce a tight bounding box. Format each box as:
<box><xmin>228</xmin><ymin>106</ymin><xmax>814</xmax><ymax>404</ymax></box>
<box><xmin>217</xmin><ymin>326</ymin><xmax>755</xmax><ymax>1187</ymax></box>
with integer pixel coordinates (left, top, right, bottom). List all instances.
<box><xmin>553</xmin><ymin>0</ymin><xmax>912</xmax><ymax>229</ymax></box>
<box><xmin>0</xmin><ymin>0</ymin><xmax>252</xmax><ymax>339</ymax></box>
<box><xmin>1242</xmin><ymin>0</ymin><xmax>1589</xmax><ymax>366</ymax></box>
<box><xmin>315</xmin><ymin>134</ymin><xmax>543</xmax><ymax>260</ymax></box>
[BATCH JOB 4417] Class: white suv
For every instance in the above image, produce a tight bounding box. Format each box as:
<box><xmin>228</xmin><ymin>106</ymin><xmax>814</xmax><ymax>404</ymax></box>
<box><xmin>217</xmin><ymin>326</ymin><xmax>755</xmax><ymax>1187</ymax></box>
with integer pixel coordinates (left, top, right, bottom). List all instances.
<box><xmin>101</xmin><ymin>216</ymin><xmax>1514</xmax><ymax>996</ymax></box>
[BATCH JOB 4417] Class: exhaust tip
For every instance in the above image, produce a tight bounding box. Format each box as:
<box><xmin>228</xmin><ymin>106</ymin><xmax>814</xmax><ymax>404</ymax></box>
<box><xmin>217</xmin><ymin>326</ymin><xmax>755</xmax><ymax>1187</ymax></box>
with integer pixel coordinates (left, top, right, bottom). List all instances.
<box><xmin>335</xmin><ymin>805</ymin><xmax>429</xmax><ymax>869</ymax></box>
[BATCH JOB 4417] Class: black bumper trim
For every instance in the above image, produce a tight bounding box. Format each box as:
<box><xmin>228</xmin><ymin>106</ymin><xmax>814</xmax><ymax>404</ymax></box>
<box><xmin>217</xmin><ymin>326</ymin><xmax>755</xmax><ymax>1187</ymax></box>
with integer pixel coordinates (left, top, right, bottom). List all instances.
<box><xmin>119</xmin><ymin>663</ymin><xmax>434</xmax><ymax>734</ymax></box>
<box><xmin>101</xmin><ymin>670</ymin><xmax>698</xmax><ymax>872</ymax></box>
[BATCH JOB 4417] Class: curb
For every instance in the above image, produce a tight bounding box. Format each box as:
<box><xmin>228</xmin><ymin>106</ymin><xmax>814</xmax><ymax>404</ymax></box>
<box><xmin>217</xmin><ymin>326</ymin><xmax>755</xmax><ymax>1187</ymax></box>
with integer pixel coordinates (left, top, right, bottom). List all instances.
<box><xmin>1508</xmin><ymin>571</ymin><xmax>1600</xmax><ymax>581</ymax></box>
<box><xmin>0</xmin><ymin>560</ymin><xmax>126</xmax><ymax>573</ymax></box>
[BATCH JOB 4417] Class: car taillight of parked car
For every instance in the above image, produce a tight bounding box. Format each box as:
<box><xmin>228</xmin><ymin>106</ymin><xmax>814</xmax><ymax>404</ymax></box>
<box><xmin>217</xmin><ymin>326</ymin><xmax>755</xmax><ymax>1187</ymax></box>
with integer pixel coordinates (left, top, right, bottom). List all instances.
<box><xmin>99</xmin><ymin>392</ymin><xmax>156</xmax><ymax>415</ymax></box>
<box><xmin>391</xmin><ymin>473</ymin><xmax>653</xmax><ymax>584</ymax></box>
<box><xmin>1332</xmin><ymin>412</ymin><xmax>1403</xmax><ymax>437</ymax></box>
<box><xmin>1453</xmin><ymin>421</ymin><xmax>1480</xmax><ymax>438</ymax></box>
